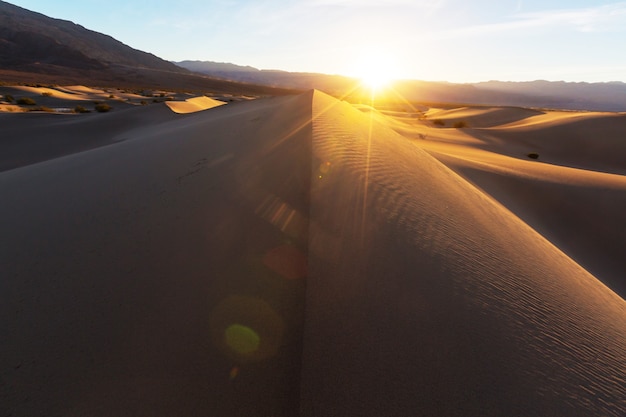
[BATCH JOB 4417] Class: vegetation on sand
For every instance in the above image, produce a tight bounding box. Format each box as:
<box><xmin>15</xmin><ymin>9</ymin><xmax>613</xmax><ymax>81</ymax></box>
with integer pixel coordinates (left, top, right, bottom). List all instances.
<box><xmin>94</xmin><ymin>103</ymin><xmax>112</xmax><ymax>112</ymax></box>
<box><xmin>17</xmin><ymin>97</ymin><xmax>36</xmax><ymax>105</ymax></box>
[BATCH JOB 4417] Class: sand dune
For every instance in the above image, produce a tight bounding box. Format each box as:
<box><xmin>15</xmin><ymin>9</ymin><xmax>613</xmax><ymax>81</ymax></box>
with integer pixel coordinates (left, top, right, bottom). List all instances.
<box><xmin>425</xmin><ymin>105</ymin><xmax>544</xmax><ymax>128</ymax></box>
<box><xmin>479</xmin><ymin>113</ymin><xmax>626</xmax><ymax>175</ymax></box>
<box><xmin>0</xmin><ymin>85</ymin><xmax>228</xmax><ymax>116</ymax></box>
<box><xmin>3</xmin><ymin>85</ymin><xmax>139</xmax><ymax>103</ymax></box>
<box><xmin>394</xmin><ymin>107</ymin><xmax>626</xmax><ymax>297</ymax></box>
<box><xmin>1</xmin><ymin>93</ymin><xmax>311</xmax><ymax>416</ymax></box>
<box><xmin>7</xmin><ymin>85</ymin><xmax>96</xmax><ymax>101</ymax></box>
<box><xmin>1</xmin><ymin>90</ymin><xmax>624</xmax><ymax>416</ymax></box>
<box><xmin>0</xmin><ymin>103</ymin><xmax>182</xmax><ymax>172</ymax></box>
<box><xmin>165</xmin><ymin>96</ymin><xmax>227</xmax><ymax>114</ymax></box>
<box><xmin>302</xmin><ymin>91</ymin><xmax>625</xmax><ymax>416</ymax></box>
<box><xmin>60</xmin><ymin>85</ymin><xmax>114</xmax><ymax>95</ymax></box>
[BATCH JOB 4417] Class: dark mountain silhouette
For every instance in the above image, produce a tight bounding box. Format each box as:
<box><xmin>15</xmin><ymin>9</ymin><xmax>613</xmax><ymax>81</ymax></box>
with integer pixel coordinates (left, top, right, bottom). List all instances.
<box><xmin>0</xmin><ymin>1</ymin><xmax>298</xmax><ymax>96</ymax></box>
<box><xmin>0</xmin><ymin>1</ymin><xmax>182</xmax><ymax>73</ymax></box>
<box><xmin>473</xmin><ymin>80</ymin><xmax>626</xmax><ymax>111</ymax></box>
<box><xmin>176</xmin><ymin>60</ymin><xmax>359</xmax><ymax>93</ymax></box>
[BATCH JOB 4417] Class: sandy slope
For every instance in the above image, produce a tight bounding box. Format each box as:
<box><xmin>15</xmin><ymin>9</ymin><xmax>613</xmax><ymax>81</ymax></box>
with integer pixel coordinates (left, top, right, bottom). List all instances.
<box><xmin>301</xmin><ymin>91</ymin><xmax>625</xmax><ymax>416</ymax></box>
<box><xmin>391</xmin><ymin>107</ymin><xmax>626</xmax><ymax>297</ymax></box>
<box><xmin>0</xmin><ymin>104</ymin><xmax>180</xmax><ymax>172</ymax></box>
<box><xmin>7</xmin><ymin>85</ymin><xmax>96</xmax><ymax>101</ymax></box>
<box><xmin>1</xmin><ymin>90</ymin><xmax>625</xmax><ymax>416</ymax></box>
<box><xmin>1</xmin><ymin>85</ymin><xmax>145</xmax><ymax>104</ymax></box>
<box><xmin>0</xmin><ymin>86</ymin><xmax>234</xmax><ymax>172</ymax></box>
<box><xmin>0</xmin><ymin>85</ymin><xmax>231</xmax><ymax>117</ymax></box>
<box><xmin>425</xmin><ymin>105</ymin><xmax>544</xmax><ymax>128</ymax></box>
<box><xmin>477</xmin><ymin>112</ymin><xmax>626</xmax><ymax>175</ymax></box>
<box><xmin>165</xmin><ymin>96</ymin><xmax>227</xmax><ymax>114</ymax></box>
<box><xmin>1</xmin><ymin>93</ymin><xmax>312</xmax><ymax>416</ymax></box>
<box><xmin>420</xmin><ymin>146</ymin><xmax>626</xmax><ymax>297</ymax></box>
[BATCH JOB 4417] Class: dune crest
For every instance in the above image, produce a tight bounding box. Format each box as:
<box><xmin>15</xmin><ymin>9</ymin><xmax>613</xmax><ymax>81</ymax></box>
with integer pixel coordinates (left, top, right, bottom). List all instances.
<box><xmin>165</xmin><ymin>95</ymin><xmax>227</xmax><ymax>114</ymax></box>
<box><xmin>425</xmin><ymin>106</ymin><xmax>544</xmax><ymax>128</ymax></box>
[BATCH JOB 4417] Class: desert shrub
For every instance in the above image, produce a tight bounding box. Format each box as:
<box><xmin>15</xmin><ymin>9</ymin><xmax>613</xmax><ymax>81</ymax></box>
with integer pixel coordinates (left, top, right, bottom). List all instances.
<box><xmin>453</xmin><ymin>120</ymin><xmax>468</xmax><ymax>128</ymax></box>
<box><xmin>108</xmin><ymin>94</ymin><xmax>115</xmax><ymax>99</ymax></box>
<box><xmin>527</xmin><ymin>152</ymin><xmax>539</xmax><ymax>160</ymax></box>
<box><xmin>5</xmin><ymin>94</ymin><xmax>14</xmax><ymax>103</ymax></box>
<box><xmin>94</xmin><ymin>103</ymin><xmax>112</xmax><ymax>113</ymax></box>
<box><xmin>74</xmin><ymin>105</ymin><xmax>90</xmax><ymax>113</ymax></box>
<box><xmin>432</xmin><ymin>119</ymin><xmax>445</xmax><ymax>127</ymax></box>
<box><xmin>41</xmin><ymin>91</ymin><xmax>53</xmax><ymax>97</ymax></box>
<box><xmin>17</xmin><ymin>97</ymin><xmax>36</xmax><ymax>105</ymax></box>
<box><xmin>140</xmin><ymin>100</ymin><xmax>147</xmax><ymax>105</ymax></box>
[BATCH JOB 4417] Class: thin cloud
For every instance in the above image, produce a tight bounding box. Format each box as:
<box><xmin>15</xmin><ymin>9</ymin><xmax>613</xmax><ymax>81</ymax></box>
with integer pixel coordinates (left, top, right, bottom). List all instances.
<box><xmin>310</xmin><ymin>0</ymin><xmax>445</xmax><ymax>9</ymax></box>
<box><xmin>518</xmin><ymin>2</ymin><xmax>626</xmax><ymax>32</ymax></box>
<box><xmin>428</xmin><ymin>2</ymin><xmax>626</xmax><ymax>40</ymax></box>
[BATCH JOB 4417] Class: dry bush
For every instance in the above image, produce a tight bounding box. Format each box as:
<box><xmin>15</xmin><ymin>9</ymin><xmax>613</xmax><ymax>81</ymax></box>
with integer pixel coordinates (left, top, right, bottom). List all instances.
<box><xmin>95</xmin><ymin>103</ymin><xmax>112</xmax><ymax>112</ymax></box>
<box><xmin>17</xmin><ymin>97</ymin><xmax>36</xmax><ymax>105</ymax></box>
<box><xmin>74</xmin><ymin>105</ymin><xmax>90</xmax><ymax>113</ymax></box>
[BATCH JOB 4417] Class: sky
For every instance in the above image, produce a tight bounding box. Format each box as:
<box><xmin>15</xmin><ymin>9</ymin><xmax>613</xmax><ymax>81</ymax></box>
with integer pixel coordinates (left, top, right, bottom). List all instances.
<box><xmin>8</xmin><ymin>0</ymin><xmax>626</xmax><ymax>82</ymax></box>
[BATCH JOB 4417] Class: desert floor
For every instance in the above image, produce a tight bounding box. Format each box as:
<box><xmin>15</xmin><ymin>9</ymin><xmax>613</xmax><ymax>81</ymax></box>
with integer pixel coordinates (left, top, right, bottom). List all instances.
<box><xmin>1</xmin><ymin>87</ymin><xmax>624</xmax><ymax>416</ymax></box>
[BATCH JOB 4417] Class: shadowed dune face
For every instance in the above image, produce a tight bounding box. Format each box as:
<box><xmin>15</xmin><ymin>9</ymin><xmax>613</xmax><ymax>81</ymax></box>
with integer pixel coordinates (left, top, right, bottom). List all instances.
<box><xmin>1</xmin><ymin>90</ymin><xmax>625</xmax><ymax>416</ymax></box>
<box><xmin>483</xmin><ymin>113</ymin><xmax>626</xmax><ymax>175</ymax></box>
<box><xmin>425</xmin><ymin>154</ymin><xmax>626</xmax><ymax>298</ymax></box>
<box><xmin>0</xmin><ymin>104</ymin><xmax>179</xmax><ymax>172</ymax></box>
<box><xmin>394</xmin><ymin>107</ymin><xmax>626</xmax><ymax>298</ymax></box>
<box><xmin>438</xmin><ymin>111</ymin><xmax>626</xmax><ymax>177</ymax></box>
<box><xmin>0</xmin><ymin>93</ymin><xmax>313</xmax><ymax>416</ymax></box>
<box><xmin>0</xmin><ymin>85</ymin><xmax>248</xmax><ymax>172</ymax></box>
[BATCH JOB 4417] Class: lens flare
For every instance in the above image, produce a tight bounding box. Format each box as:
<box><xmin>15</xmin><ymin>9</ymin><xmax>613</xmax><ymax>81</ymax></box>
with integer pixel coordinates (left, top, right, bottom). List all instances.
<box><xmin>210</xmin><ymin>295</ymin><xmax>285</xmax><ymax>363</ymax></box>
<box><xmin>225</xmin><ymin>324</ymin><xmax>260</xmax><ymax>354</ymax></box>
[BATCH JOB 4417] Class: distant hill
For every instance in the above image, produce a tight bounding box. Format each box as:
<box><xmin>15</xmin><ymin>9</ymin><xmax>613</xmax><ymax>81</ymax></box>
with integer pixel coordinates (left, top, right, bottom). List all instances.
<box><xmin>176</xmin><ymin>60</ymin><xmax>360</xmax><ymax>94</ymax></box>
<box><xmin>177</xmin><ymin>60</ymin><xmax>626</xmax><ymax>112</ymax></box>
<box><xmin>2</xmin><ymin>0</ymin><xmax>625</xmax><ymax>108</ymax></box>
<box><xmin>177</xmin><ymin>60</ymin><xmax>260</xmax><ymax>74</ymax></box>
<box><xmin>0</xmin><ymin>1</ymin><xmax>183</xmax><ymax>73</ymax></box>
<box><xmin>0</xmin><ymin>1</ymin><xmax>297</xmax><ymax>96</ymax></box>
<box><xmin>474</xmin><ymin>80</ymin><xmax>626</xmax><ymax>111</ymax></box>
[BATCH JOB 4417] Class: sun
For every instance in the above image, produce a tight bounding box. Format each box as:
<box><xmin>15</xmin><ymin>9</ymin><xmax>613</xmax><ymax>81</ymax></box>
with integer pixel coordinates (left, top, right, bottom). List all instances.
<box><xmin>350</xmin><ymin>47</ymin><xmax>401</xmax><ymax>92</ymax></box>
<box><xmin>359</xmin><ymin>65</ymin><xmax>394</xmax><ymax>91</ymax></box>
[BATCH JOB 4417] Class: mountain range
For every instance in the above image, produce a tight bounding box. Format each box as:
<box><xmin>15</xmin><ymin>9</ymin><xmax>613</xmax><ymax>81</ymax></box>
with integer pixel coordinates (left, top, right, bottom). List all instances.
<box><xmin>0</xmin><ymin>1</ymin><xmax>184</xmax><ymax>74</ymax></box>
<box><xmin>1</xmin><ymin>0</ymin><xmax>626</xmax><ymax>110</ymax></box>
<box><xmin>177</xmin><ymin>60</ymin><xmax>626</xmax><ymax>112</ymax></box>
<box><xmin>0</xmin><ymin>1</ymin><xmax>296</xmax><ymax>96</ymax></box>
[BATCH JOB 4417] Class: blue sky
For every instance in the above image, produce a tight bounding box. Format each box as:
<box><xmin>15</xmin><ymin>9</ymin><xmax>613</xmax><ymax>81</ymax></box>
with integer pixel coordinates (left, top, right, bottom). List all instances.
<box><xmin>8</xmin><ymin>0</ymin><xmax>626</xmax><ymax>82</ymax></box>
